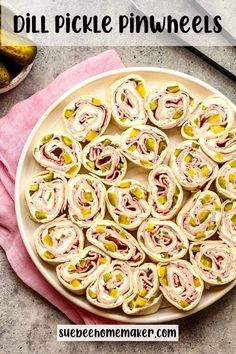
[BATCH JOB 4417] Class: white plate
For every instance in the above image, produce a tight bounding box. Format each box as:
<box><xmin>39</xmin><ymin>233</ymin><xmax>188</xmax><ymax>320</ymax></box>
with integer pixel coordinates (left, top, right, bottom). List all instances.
<box><xmin>15</xmin><ymin>67</ymin><xmax>236</xmax><ymax>323</ymax></box>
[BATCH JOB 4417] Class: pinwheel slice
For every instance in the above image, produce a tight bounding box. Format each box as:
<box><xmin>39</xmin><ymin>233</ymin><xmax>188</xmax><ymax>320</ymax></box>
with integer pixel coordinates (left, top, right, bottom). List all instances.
<box><xmin>63</xmin><ymin>95</ymin><xmax>111</xmax><ymax>143</ymax></box>
<box><xmin>148</xmin><ymin>165</ymin><xmax>183</xmax><ymax>219</ymax></box>
<box><xmin>122</xmin><ymin>263</ymin><xmax>163</xmax><ymax>315</ymax></box>
<box><xmin>218</xmin><ymin>200</ymin><xmax>236</xmax><ymax>247</ymax></box>
<box><xmin>137</xmin><ymin>219</ymin><xmax>189</xmax><ymax>263</ymax></box>
<box><xmin>86</xmin><ymin>220</ymin><xmax>145</xmax><ymax>266</ymax></box>
<box><xmin>82</xmin><ymin>135</ymin><xmax>127</xmax><ymax>185</ymax></box>
<box><xmin>189</xmin><ymin>241</ymin><xmax>236</xmax><ymax>286</ymax></box>
<box><xmin>216</xmin><ymin>159</ymin><xmax>236</xmax><ymax>200</ymax></box>
<box><xmin>33</xmin><ymin>133</ymin><xmax>82</xmax><ymax>178</ymax></box>
<box><xmin>56</xmin><ymin>246</ymin><xmax>111</xmax><ymax>294</ymax></box>
<box><xmin>68</xmin><ymin>174</ymin><xmax>106</xmax><ymax>228</ymax></box>
<box><xmin>199</xmin><ymin>128</ymin><xmax>236</xmax><ymax>164</ymax></box>
<box><xmin>182</xmin><ymin>94</ymin><xmax>234</xmax><ymax>140</ymax></box>
<box><xmin>157</xmin><ymin>260</ymin><xmax>204</xmax><ymax>311</ymax></box>
<box><xmin>106</xmin><ymin>179</ymin><xmax>151</xmax><ymax>230</ymax></box>
<box><xmin>109</xmin><ymin>74</ymin><xmax>147</xmax><ymax>129</ymax></box>
<box><xmin>170</xmin><ymin>140</ymin><xmax>219</xmax><ymax>192</ymax></box>
<box><xmin>146</xmin><ymin>81</ymin><xmax>195</xmax><ymax>129</ymax></box>
<box><xmin>25</xmin><ymin>171</ymin><xmax>67</xmax><ymax>223</ymax></box>
<box><xmin>120</xmin><ymin>125</ymin><xmax>169</xmax><ymax>169</ymax></box>
<box><xmin>177</xmin><ymin>190</ymin><xmax>222</xmax><ymax>242</ymax></box>
<box><xmin>86</xmin><ymin>260</ymin><xmax>133</xmax><ymax>309</ymax></box>
<box><xmin>33</xmin><ymin>215</ymin><xmax>84</xmax><ymax>264</ymax></box>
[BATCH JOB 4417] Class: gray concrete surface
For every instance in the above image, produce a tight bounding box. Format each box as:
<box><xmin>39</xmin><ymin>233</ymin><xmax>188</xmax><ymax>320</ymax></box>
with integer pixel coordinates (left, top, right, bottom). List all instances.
<box><xmin>0</xmin><ymin>46</ymin><xmax>236</xmax><ymax>354</ymax></box>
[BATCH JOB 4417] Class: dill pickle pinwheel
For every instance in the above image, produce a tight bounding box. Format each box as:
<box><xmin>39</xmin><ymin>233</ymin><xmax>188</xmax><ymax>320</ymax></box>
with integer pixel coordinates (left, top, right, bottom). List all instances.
<box><xmin>109</xmin><ymin>74</ymin><xmax>147</xmax><ymax>129</ymax></box>
<box><xmin>106</xmin><ymin>179</ymin><xmax>151</xmax><ymax>230</ymax></box>
<box><xmin>182</xmin><ymin>94</ymin><xmax>234</xmax><ymax>140</ymax></box>
<box><xmin>157</xmin><ymin>260</ymin><xmax>204</xmax><ymax>311</ymax></box>
<box><xmin>137</xmin><ymin>219</ymin><xmax>189</xmax><ymax>263</ymax></box>
<box><xmin>176</xmin><ymin>190</ymin><xmax>222</xmax><ymax>242</ymax></box>
<box><xmin>170</xmin><ymin>140</ymin><xmax>219</xmax><ymax>192</ymax></box>
<box><xmin>148</xmin><ymin>165</ymin><xmax>183</xmax><ymax>220</ymax></box>
<box><xmin>120</xmin><ymin>125</ymin><xmax>169</xmax><ymax>169</ymax></box>
<box><xmin>146</xmin><ymin>81</ymin><xmax>195</xmax><ymax>129</ymax></box>
<box><xmin>68</xmin><ymin>174</ymin><xmax>106</xmax><ymax>228</ymax></box>
<box><xmin>33</xmin><ymin>215</ymin><xmax>84</xmax><ymax>264</ymax></box>
<box><xmin>33</xmin><ymin>134</ymin><xmax>82</xmax><ymax>178</ymax></box>
<box><xmin>82</xmin><ymin>135</ymin><xmax>127</xmax><ymax>185</ymax></box>
<box><xmin>86</xmin><ymin>220</ymin><xmax>145</xmax><ymax>266</ymax></box>
<box><xmin>189</xmin><ymin>241</ymin><xmax>236</xmax><ymax>286</ymax></box>
<box><xmin>86</xmin><ymin>260</ymin><xmax>133</xmax><ymax>309</ymax></box>
<box><xmin>25</xmin><ymin>171</ymin><xmax>67</xmax><ymax>223</ymax></box>
<box><xmin>199</xmin><ymin>128</ymin><xmax>236</xmax><ymax>164</ymax></box>
<box><xmin>218</xmin><ymin>200</ymin><xmax>236</xmax><ymax>247</ymax></box>
<box><xmin>122</xmin><ymin>263</ymin><xmax>163</xmax><ymax>315</ymax></box>
<box><xmin>56</xmin><ymin>246</ymin><xmax>111</xmax><ymax>294</ymax></box>
<box><xmin>63</xmin><ymin>96</ymin><xmax>111</xmax><ymax>143</ymax></box>
<box><xmin>216</xmin><ymin>158</ymin><xmax>236</xmax><ymax>200</ymax></box>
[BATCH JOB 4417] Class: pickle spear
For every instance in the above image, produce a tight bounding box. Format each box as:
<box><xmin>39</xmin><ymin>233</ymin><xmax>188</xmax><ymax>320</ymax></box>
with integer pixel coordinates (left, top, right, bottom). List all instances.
<box><xmin>0</xmin><ymin>28</ymin><xmax>37</xmax><ymax>66</ymax></box>
<box><xmin>0</xmin><ymin>61</ymin><xmax>11</xmax><ymax>87</ymax></box>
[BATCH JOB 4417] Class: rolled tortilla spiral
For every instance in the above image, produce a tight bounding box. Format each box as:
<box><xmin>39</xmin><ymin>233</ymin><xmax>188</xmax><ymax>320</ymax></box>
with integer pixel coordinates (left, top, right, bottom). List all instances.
<box><xmin>181</xmin><ymin>94</ymin><xmax>234</xmax><ymax>140</ymax></box>
<box><xmin>146</xmin><ymin>81</ymin><xmax>195</xmax><ymax>129</ymax></box>
<box><xmin>170</xmin><ymin>140</ymin><xmax>219</xmax><ymax>192</ymax></box>
<box><xmin>177</xmin><ymin>190</ymin><xmax>222</xmax><ymax>242</ymax></box>
<box><xmin>218</xmin><ymin>200</ymin><xmax>236</xmax><ymax>247</ymax></box>
<box><xmin>122</xmin><ymin>263</ymin><xmax>163</xmax><ymax>315</ymax></box>
<box><xmin>33</xmin><ymin>133</ymin><xmax>82</xmax><ymax>178</ymax></box>
<box><xmin>216</xmin><ymin>158</ymin><xmax>236</xmax><ymax>200</ymax></box>
<box><xmin>109</xmin><ymin>74</ymin><xmax>147</xmax><ymax>129</ymax></box>
<box><xmin>56</xmin><ymin>246</ymin><xmax>111</xmax><ymax>294</ymax></box>
<box><xmin>189</xmin><ymin>241</ymin><xmax>236</xmax><ymax>286</ymax></box>
<box><xmin>25</xmin><ymin>170</ymin><xmax>67</xmax><ymax>223</ymax></box>
<box><xmin>120</xmin><ymin>125</ymin><xmax>169</xmax><ymax>169</ymax></box>
<box><xmin>68</xmin><ymin>174</ymin><xmax>106</xmax><ymax>228</ymax></box>
<box><xmin>33</xmin><ymin>215</ymin><xmax>84</xmax><ymax>264</ymax></box>
<box><xmin>82</xmin><ymin>135</ymin><xmax>127</xmax><ymax>185</ymax></box>
<box><xmin>137</xmin><ymin>218</ymin><xmax>189</xmax><ymax>263</ymax></box>
<box><xmin>63</xmin><ymin>95</ymin><xmax>111</xmax><ymax>143</ymax></box>
<box><xmin>86</xmin><ymin>260</ymin><xmax>133</xmax><ymax>309</ymax></box>
<box><xmin>199</xmin><ymin>128</ymin><xmax>236</xmax><ymax>164</ymax></box>
<box><xmin>157</xmin><ymin>260</ymin><xmax>204</xmax><ymax>311</ymax></box>
<box><xmin>106</xmin><ymin>179</ymin><xmax>151</xmax><ymax>230</ymax></box>
<box><xmin>86</xmin><ymin>220</ymin><xmax>145</xmax><ymax>266</ymax></box>
<box><xmin>148</xmin><ymin>164</ymin><xmax>183</xmax><ymax>220</ymax></box>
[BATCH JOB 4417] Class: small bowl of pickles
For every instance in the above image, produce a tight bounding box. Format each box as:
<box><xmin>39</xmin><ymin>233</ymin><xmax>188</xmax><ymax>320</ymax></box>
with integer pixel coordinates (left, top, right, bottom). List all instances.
<box><xmin>0</xmin><ymin>2</ymin><xmax>37</xmax><ymax>94</ymax></box>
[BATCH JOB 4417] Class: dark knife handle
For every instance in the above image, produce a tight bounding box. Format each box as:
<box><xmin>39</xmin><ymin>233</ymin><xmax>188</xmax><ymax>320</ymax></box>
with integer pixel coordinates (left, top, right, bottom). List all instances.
<box><xmin>185</xmin><ymin>46</ymin><xmax>236</xmax><ymax>82</ymax></box>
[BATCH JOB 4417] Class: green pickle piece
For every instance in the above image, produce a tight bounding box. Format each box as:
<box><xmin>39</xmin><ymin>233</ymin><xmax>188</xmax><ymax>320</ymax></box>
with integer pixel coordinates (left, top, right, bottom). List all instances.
<box><xmin>146</xmin><ymin>137</ymin><xmax>156</xmax><ymax>151</ymax></box>
<box><xmin>108</xmin><ymin>192</ymin><xmax>117</xmax><ymax>207</ymax></box>
<box><xmin>167</xmin><ymin>85</ymin><xmax>180</xmax><ymax>93</ymax></box>
<box><xmin>64</xmin><ymin>109</ymin><xmax>74</xmax><ymax>119</ymax></box>
<box><xmin>118</xmin><ymin>215</ymin><xmax>131</xmax><ymax>225</ymax></box>
<box><xmin>183</xmin><ymin>124</ymin><xmax>194</xmax><ymax>137</ymax></box>
<box><xmin>130</xmin><ymin>187</ymin><xmax>144</xmax><ymax>199</ymax></box>
<box><xmin>66</xmin><ymin>165</ymin><xmax>78</xmax><ymax>177</ymax></box>
<box><xmin>150</xmin><ymin>100</ymin><xmax>158</xmax><ymax>111</ymax></box>
<box><xmin>62</xmin><ymin>135</ymin><xmax>73</xmax><ymax>147</ymax></box>
<box><xmin>29</xmin><ymin>184</ymin><xmax>39</xmax><ymax>192</ymax></box>
<box><xmin>173</xmin><ymin>109</ymin><xmax>184</xmax><ymax>120</ymax></box>
<box><xmin>88</xmin><ymin>289</ymin><xmax>97</xmax><ymax>299</ymax></box>
<box><xmin>35</xmin><ymin>211</ymin><xmax>47</xmax><ymax>220</ymax></box>
<box><xmin>41</xmin><ymin>134</ymin><xmax>54</xmax><ymax>145</ymax></box>
<box><xmin>85</xmin><ymin>130</ymin><xmax>99</xmax><ymax>142</ymax></box>
<box><xmin>109</xmin><ymin>288</ymin><xmax>118</xmax><ymax>297</ymax></box>
<box><xmin>200</xmin><ymin>254</ymin><xmax>212</xmax><ymax>268</ymax></box>
<box><xmin>62</xmin><ymin>152</ymin><xmax>73</xmax><ymax>165</ymax></box>
<box><xmin>44</xmin><ymin>172</ymin><xmax>54</xmax><ymax>182</ymax></box>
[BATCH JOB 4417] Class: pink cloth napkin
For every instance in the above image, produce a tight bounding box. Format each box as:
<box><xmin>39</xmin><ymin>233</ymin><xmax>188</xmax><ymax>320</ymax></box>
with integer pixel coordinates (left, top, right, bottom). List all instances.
<box><xmin>0</xmin><ymin>50</ymin><xmax>124</xmax><ymax>324</ymax></box>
